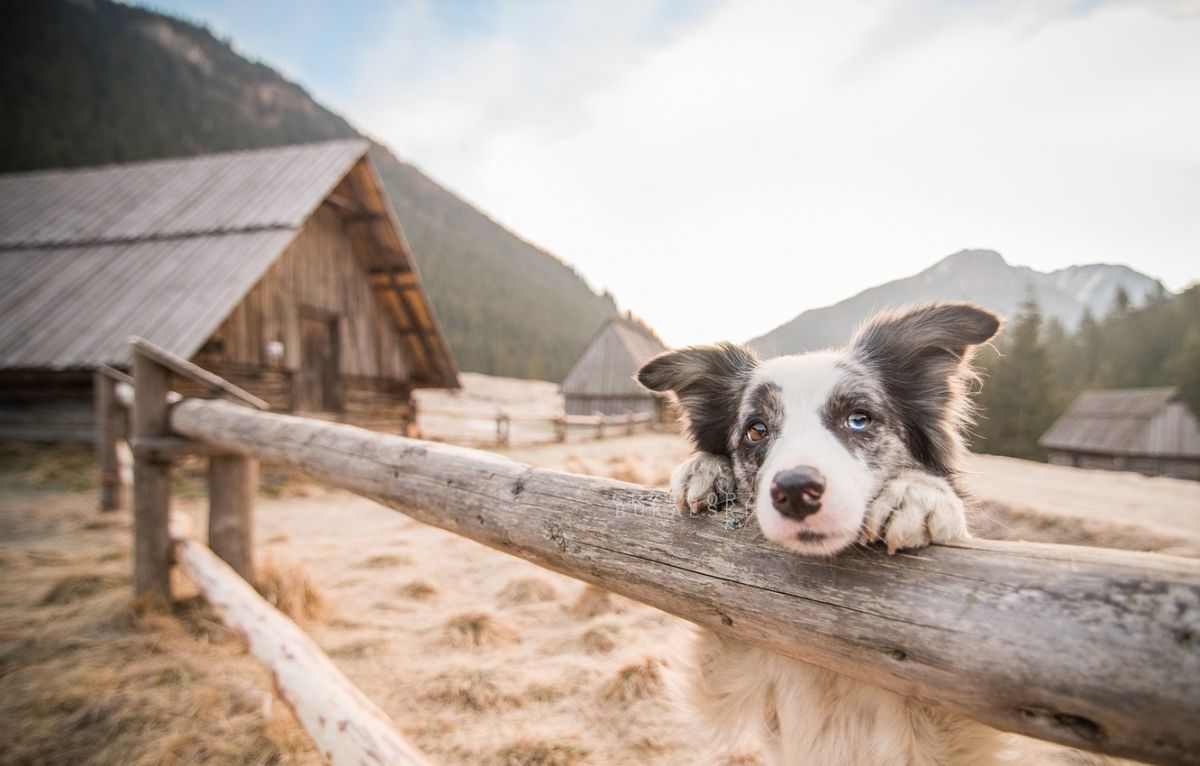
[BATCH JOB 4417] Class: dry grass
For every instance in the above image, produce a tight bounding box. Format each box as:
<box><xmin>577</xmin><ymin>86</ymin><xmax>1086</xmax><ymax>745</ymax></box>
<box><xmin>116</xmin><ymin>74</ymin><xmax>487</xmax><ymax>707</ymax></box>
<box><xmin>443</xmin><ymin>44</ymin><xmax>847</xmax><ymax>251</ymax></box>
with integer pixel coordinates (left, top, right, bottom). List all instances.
<box><xmin>0</xmin><ymin>533</ymin><xmax>317</xmax><ymax>765</ymax></box>
<box><xmin>599</xmin><ymin>657</ymin><xmax>666</xmax><ymax>706</ymax></box>
<box><xmin>443</xmin><ymin>612</ymin><xmax>520</xmax><ymax>649</ymax></box>
<box><xmin>40</xmin><ymin>572</ymin><xmax>125</xmax><ymax>605</ymax></box>
<box><xmin>254</xmin><ymin>555</ymin><xmax>325</xmax><ymax>621</ymax></box>
<box><xmin>396</xmin><ymin>579</ymin><xmax>439</xmax><ymax>601</ymax></box>
<box><xmin>569</xmin><ymin>585</ymin><xmax>627</xmax><ymax>619</ymax></box>
<box><xmin>580</xmin><ymin>625</ymin><xmax>618</xmax><ymax>654</ymax></box>
<box><xmin>974</xmin><ymin>500</ymin><xmax>1200</xmax><ymax>556</ymax></box>
<box><xmin>496</xmin><ymin>577</ymin><xmax>559</xmax><ymax>607</ymax></box>
<box><xmin>490</xmin><ymin>739</ymin><xmax>588</xmax><ymax>766</ymax></box>
<box><xmin>422</xmin><ymin>669</ymin><xmax>521</xmax><ymax>712</ymax></box>
<box><xmin>358</xmin><ymin>553</ymin><xmax>413</xmax><ymax>569</ymax></box>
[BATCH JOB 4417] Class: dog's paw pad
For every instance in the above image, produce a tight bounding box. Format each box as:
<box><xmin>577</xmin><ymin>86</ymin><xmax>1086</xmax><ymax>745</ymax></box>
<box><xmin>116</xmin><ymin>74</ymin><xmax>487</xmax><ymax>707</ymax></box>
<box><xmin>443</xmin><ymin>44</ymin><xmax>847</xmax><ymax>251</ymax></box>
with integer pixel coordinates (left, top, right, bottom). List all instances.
<box><xmin>864</xmin><ymin>471</ymin><xmax>969</xmax><ymax>554</ymax></box>
<box><xmin>670</xmin><ymin>454</ymin><xmax>737</xmax><ymax>515</ymax></box>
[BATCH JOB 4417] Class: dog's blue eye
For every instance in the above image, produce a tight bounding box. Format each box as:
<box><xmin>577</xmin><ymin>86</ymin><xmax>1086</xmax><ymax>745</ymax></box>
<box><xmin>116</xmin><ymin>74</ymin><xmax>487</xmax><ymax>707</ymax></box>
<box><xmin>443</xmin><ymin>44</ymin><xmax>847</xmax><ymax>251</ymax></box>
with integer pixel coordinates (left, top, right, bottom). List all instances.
<box><xmin>846</xmin><ymin>411</ymin><xmax>871</xmax><ymax>431</ymax></box>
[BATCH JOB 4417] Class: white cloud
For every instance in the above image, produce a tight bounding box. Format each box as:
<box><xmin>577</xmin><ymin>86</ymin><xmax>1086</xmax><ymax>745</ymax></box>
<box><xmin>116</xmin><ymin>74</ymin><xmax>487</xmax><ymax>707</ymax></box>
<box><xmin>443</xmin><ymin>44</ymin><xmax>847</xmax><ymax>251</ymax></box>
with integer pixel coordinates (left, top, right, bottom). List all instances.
<box><xmin>339</xmin><ymin>0</ymin><xmax>1200</xmax><ymax>346</ymax></box>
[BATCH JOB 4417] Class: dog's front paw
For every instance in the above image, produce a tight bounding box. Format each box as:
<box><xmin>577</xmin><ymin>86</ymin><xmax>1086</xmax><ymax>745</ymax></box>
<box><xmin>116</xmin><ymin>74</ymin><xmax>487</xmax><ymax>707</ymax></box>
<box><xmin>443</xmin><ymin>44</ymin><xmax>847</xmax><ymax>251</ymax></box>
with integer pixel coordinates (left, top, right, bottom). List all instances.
<box><xmin>670</xmin><ymin>453</ymin><xmax>737</xmax><ymax>515</ymax></box>
<box><xmin>860</xmin><ymin>470</ymin><xmax>969</xmax><ymax>554</ymax></box>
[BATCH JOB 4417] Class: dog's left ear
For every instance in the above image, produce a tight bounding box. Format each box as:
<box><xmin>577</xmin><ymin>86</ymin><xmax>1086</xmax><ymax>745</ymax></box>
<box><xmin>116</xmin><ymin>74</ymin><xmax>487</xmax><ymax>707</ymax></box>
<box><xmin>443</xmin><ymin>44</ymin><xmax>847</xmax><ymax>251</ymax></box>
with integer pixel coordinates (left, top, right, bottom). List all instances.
<box><xmin>637</xmin><ymin>342</ymin><xmax>758</xmax><ymax>456</ymax></box>
<box><xmin>851</xmin><ymin>303</ymin><xmax>1002</xmax><ymax>474</ymax></box>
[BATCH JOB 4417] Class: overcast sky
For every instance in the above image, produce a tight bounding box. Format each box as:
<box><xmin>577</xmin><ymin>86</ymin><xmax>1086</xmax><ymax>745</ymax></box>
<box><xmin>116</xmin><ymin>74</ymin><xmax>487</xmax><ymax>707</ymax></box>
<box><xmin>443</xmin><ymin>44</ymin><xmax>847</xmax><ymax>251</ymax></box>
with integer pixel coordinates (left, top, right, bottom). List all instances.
<box><xmin>147</xmin><ymin>0</ymin><xmax>1200</xmax><ymax>346</ymax></box>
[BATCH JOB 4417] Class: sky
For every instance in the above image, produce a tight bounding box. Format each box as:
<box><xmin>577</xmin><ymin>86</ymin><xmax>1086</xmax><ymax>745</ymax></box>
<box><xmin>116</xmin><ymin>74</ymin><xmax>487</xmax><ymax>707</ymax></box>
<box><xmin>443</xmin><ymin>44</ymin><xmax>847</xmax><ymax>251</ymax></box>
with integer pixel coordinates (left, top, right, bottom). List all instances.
<box><xmin>142</xmin><ymin>0</ymin><xmax>1200</xmax><ymax>346</ymax></box>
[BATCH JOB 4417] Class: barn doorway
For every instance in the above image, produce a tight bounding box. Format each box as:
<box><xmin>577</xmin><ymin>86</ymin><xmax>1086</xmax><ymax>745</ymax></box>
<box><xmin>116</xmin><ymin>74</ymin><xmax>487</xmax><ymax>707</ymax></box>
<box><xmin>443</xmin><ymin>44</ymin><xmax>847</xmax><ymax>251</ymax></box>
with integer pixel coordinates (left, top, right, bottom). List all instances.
<box><xmin>297</xmin><ymin>309</ymin><xmax>341</xmax><ymax>412</ymax></box>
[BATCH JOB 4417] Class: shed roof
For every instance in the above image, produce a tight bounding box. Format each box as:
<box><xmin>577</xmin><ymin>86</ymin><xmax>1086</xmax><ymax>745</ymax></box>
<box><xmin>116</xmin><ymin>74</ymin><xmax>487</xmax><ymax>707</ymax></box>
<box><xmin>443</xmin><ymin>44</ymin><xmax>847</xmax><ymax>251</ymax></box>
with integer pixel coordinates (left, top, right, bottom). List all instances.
<box><xmin>1039</xmin><ymin>387</ymin><xmax>1199</xmax><ymax>457</ymax></box>
<box><xmin>561</xmin><ymin>316</ymin><xmax>667</xmax><ymax>397</ymax></box>
<box><xmin>0</xmin><ymin>141</ymin><xmax>457</xmax><ymax>385</ymax></box>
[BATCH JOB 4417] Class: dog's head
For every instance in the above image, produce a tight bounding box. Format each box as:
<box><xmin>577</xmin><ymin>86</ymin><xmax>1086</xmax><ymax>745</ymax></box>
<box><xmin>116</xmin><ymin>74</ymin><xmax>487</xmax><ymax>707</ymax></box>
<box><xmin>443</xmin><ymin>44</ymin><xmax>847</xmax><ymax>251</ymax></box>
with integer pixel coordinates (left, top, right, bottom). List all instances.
<box><xmin>638</xmin><ymin>303</ymin><xmax>1001</xmax><ymax>555</ymax></box>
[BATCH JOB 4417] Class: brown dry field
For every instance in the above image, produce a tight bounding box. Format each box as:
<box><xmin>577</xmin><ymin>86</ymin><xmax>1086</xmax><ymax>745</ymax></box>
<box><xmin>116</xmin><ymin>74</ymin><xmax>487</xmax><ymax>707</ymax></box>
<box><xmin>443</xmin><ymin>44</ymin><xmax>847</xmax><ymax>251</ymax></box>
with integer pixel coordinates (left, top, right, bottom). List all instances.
<box><xmin>2</xmin><ymin>433</ymin><xmax>1198</xmax><ymax>765</ymax></box>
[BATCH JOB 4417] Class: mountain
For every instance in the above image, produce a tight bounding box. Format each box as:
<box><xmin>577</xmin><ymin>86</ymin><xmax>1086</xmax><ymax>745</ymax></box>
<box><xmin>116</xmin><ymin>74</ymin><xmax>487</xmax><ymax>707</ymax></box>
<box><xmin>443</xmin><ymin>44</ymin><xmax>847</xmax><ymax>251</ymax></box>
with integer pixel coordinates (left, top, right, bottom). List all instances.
<box><xmin>750</xmin><ymin>249</ymin><xmax>1165</xmax><ymax>356</ymax></box>
<box><xmin>0</xmin><ymin>0</ymin><xmax>617</xmax><ymax>381</ymax></box>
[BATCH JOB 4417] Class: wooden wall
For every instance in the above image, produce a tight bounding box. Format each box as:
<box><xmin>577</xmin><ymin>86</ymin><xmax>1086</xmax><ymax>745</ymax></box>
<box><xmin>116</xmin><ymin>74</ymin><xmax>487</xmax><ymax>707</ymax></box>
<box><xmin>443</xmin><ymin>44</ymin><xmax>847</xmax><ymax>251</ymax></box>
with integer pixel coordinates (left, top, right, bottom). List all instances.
<box><xmin>0</xmin><ymin>371</ymin><xmax>94</xmax><ymax>442</ymax></box>
<box><xmin>1048</xmin><ymin>449</ymin><xmax>1200</xmax><ymax>481</ymax></box>
<box><xmin>196</xmin><ymin>204</ymin><xmax>411</xmax><ymax>382</ymax></box>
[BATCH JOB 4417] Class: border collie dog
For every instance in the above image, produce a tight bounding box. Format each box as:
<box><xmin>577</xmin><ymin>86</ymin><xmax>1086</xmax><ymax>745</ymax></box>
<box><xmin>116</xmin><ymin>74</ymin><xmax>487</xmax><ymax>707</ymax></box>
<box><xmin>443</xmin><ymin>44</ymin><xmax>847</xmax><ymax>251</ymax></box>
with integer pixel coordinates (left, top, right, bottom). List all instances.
<box><xmin>638</xmin><ymin>303</ymin><xmax>1006</xmax><ymax>766</ymax></box>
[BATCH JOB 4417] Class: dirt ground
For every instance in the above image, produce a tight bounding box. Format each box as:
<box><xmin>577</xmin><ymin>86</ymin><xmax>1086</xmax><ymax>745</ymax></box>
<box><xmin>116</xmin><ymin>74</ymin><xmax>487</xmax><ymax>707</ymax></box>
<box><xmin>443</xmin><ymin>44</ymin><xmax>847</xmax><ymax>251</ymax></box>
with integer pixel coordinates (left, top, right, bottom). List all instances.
<box><xmin>2</xmin><ymin>435</ymin><xmax>1198</xmax><ymax>765</ymax></box>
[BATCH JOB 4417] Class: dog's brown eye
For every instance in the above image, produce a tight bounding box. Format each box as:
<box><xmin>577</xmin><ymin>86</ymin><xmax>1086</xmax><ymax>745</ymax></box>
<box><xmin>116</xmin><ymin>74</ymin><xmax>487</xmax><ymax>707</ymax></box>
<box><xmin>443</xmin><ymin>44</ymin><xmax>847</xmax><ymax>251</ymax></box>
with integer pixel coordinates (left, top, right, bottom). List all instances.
<box><xmin>745</xmin><ymin>421</ymin><xmax>768</xmax><ymax>442</ymax></box>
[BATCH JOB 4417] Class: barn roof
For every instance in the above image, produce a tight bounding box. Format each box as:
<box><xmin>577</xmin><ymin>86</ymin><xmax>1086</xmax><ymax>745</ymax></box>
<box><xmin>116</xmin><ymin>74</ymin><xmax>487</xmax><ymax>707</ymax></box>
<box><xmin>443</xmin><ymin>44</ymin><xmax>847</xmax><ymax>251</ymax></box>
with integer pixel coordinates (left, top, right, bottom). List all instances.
<box><xmin>1039</xmin><ymin>387</ymin><xmax>1200</xmax><ymax>457</ymax></box>
<box><xmin>0</xmin><ymin>140</ymin><xmax>457</xmax><ymax>385</ymax></box>
<box><xmin>561</xmin><ymin>316</ymin><xmax>667</xmax><ymax>397</ymax></box>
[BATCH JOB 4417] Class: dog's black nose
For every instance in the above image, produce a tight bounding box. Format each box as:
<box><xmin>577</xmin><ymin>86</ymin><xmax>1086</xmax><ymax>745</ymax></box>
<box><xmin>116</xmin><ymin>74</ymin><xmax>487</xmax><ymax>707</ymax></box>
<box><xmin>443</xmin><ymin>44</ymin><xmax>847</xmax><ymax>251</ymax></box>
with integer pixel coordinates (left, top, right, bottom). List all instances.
<box><xmin>770</xmin><ymin>467</ymin><xmax>825</xmax><ymax>519</ymax></box>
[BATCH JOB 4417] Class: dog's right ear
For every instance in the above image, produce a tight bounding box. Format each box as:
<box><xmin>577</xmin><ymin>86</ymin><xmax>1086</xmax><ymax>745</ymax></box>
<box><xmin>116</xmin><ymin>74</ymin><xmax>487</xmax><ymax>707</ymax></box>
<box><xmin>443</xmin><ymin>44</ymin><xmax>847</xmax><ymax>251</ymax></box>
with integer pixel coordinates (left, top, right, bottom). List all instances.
<box><xmin>637</xmin><ymin>342</ymin><xmax>758</xmax><ymax>456</ymax></box>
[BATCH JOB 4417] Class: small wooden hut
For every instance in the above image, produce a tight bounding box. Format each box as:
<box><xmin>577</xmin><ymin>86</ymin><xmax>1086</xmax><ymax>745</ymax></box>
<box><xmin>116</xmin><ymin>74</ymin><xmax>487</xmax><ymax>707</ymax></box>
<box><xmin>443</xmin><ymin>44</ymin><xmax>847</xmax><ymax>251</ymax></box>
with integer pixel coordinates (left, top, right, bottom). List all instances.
<box><xmin>561</xmin><ymin>316</ymin><xmax>667</xmax><ymax>418</ymax></box>
<box><xmin>1039</xmin><ymin>387</ymin><xmax>1200</xmax><ymax>480</ymax></box>
<box><xmin>0</xmin><ymin>140</ymin><xmax>458</xmax><ymax>441</ymax></box>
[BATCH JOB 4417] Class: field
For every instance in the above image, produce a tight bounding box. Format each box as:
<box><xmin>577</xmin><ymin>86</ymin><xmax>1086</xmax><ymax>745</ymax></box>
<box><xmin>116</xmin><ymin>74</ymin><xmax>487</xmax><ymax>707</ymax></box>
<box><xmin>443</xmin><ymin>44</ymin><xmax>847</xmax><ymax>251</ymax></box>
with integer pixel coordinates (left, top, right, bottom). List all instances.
<box><xmin>2</xmin><ymin>432</ymin><xmax>1198</xmax><ymax>765</ymax></box>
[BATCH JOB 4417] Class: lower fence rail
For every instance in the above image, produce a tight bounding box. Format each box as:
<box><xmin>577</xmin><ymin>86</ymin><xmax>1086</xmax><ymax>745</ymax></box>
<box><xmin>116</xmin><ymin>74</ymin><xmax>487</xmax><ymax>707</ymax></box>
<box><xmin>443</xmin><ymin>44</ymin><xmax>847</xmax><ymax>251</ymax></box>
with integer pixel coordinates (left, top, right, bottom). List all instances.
<box><xmin>169</xmin><ymin>514</ymin><xmax>432</xmax><ymax>765</ymax></box>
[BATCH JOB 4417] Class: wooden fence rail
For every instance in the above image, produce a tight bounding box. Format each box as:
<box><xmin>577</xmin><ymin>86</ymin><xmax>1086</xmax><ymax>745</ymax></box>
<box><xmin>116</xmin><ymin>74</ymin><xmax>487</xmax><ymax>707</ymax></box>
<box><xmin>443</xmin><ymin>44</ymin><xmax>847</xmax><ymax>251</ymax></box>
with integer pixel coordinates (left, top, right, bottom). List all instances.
<box><xmin>414</xmin><ymin>405</ymin><xmax>658</xmax><ymax>446</ymax></box>
<box><xmin>108</xmin><ymin>340</ymin><xmax>1200</xmax><ymax>766</ymax></box>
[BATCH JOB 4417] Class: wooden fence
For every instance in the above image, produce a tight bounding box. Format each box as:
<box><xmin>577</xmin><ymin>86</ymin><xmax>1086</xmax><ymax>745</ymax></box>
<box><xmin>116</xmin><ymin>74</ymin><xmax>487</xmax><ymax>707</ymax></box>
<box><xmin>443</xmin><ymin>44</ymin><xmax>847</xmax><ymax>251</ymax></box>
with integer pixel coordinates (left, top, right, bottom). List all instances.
<box><xmin>414</xmin><ymin>405</ymin><xmax>658</xmax><ymax>446</ymax></box>
<box><xmin>98</xmin><ymin>339</ymin><xmax>1200</xmax><ymax>766</ymax></box>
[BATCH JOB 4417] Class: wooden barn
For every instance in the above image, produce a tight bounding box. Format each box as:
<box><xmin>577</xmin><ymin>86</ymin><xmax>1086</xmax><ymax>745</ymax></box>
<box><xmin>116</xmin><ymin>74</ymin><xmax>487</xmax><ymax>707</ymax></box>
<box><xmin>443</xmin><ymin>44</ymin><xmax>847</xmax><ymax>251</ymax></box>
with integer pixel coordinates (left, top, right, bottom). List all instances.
<box><xmin>1039</xmin><ymin>387</ymin><xmax>1200</xmax><ymax>480</ymax></box>
<box><xmin>0</xmin><ymin>140</ymin><xmax>458</xmax><ymax>442</ymax></box>
<box><xmin>561</xmin><ymin>316</ymin><xmax>667</xmax><ymax>418</ymax></box>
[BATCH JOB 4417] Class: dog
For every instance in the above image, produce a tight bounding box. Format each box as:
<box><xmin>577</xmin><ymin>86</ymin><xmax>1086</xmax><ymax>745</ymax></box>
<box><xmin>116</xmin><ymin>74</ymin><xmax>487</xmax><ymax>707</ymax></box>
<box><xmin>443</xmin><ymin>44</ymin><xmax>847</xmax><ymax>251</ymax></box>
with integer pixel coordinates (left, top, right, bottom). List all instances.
<box><xmin>637</xmin><ymin>302</ymin><xmax>1010</xmax><ymax>765</ymax></box>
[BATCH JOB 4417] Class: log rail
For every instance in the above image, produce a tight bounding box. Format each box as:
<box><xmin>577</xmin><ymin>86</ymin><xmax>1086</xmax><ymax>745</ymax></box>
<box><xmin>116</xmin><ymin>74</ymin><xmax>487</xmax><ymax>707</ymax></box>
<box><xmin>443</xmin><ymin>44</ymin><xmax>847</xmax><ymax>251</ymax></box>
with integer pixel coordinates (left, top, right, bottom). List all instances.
<box><xmin>104</xmin><ymin>339</ymin><xmax>1200</xmax><ymax>766</ymax></box>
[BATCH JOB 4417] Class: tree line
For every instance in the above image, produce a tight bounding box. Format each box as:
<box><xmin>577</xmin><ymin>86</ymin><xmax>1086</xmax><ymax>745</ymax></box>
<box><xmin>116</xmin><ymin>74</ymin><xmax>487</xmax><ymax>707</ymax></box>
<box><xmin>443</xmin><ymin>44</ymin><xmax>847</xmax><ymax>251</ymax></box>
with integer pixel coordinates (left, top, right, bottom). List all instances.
<box><xmin>973</xmin><ymin>284</ymin><xmax>1200</xmax><ymax>460</ymax></box>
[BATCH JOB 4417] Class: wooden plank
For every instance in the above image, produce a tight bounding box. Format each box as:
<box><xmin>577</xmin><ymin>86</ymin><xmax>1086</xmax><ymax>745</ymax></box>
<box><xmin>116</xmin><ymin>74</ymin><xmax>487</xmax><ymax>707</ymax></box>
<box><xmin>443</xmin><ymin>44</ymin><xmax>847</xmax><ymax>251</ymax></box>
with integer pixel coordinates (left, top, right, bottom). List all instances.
<box><xmin>131</xmin><ymin>436</ymin><xmax>227</xmax><ymax>460</ymax></box>
<box><xmin>97</xmin><ymin>364</ymin><xmax>134</xmax><ymax>385</ymax></box>
<box><xmin>171</xmin><ymin>529</ymin><xmax>431</xmax><ymax>766</ymax></box>
<box><xmin>132</xmin><ymin>351</ymin><xmax>172</xmax><ymax>603</ymax></box>
<box><xmin>94</xmin><ymin>370</ymin><xmax>126</xmax><ymax>511</ymax></box>
<box><xmin>170</xmin><ymin>398</ymin><xmax>1200</xmax><ymax>765</ymax></box>
<box><xmin>130</xmin><ymin>336</ymin><xmax>269</xmax><ymax>410</ymax></box>
<box><xmin>208</xmin><ymin>455</ymin><xmax>257</xmax><ymax>582</ymax></box>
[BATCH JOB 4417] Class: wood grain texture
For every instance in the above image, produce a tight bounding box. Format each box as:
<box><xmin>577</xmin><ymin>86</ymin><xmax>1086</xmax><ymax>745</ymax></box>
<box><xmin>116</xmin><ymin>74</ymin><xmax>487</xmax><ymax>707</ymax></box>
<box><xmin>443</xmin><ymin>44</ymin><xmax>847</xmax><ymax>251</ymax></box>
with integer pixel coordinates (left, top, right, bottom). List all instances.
<box><xmin>172</xmin><ymin>533</ymin><xmax>432</xmax><ymax>766</ymax></box>
<box><xmin>208</xmin><ymin>455</ymin><xmax>257</xmax><ymax>582</ymax></box>
<box><xmin>169</xmin><ymin>398</ymin><xmax>1200</xmax><ymax>765</ymax></box>
<box><xmin>132</xmin><ymin>352</ymin><xmax>172</xmax><ymax>602</ymax></box>
<box><xmin>94</xmin><ymin>370</ymin><xmax>125</xmax><ymax>511</ymax></box>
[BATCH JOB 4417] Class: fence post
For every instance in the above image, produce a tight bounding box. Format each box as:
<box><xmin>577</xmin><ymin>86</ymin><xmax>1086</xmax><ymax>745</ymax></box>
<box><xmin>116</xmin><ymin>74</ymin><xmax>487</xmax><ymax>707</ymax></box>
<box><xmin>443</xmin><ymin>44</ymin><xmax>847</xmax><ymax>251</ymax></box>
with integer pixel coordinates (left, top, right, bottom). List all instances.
<box><xmin>495</xmin><ymin>413</ymin><xmax>510</xmax><ymax>446</ymax></box>
<box><xmin>554</xmin><ymin>417</ymin><xmax>566</xmax><ymax>443</ymax></box>
<box><xmin>208</xmin><ymin>454</ymin><xmax>258</xmax><ymax>583</ymax></box>
<box><xmin>132</xmin><ymin>348</ymin><xmax>173</xmax><ymax>603</ymax></box>
<box><xmin>95</xmin><ymin>370</ymin><xmax>126</xmax><ymax>511</ymax></box>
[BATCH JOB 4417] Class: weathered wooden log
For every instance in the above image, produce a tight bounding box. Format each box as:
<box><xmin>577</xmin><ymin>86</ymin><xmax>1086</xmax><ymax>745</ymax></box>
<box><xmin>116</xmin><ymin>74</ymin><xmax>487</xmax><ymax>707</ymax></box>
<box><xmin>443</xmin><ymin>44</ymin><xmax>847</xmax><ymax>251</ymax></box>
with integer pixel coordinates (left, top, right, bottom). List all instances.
<box><xmin>132</xmin><ymin>350</ymin><xmax>173</xmax><ymax>602</ymax></box>
<box><xmin>208</xmin><ymin>454</ymin><xmax>258</xmax><ymax>582</ymax></box>
<box><xmin>170</xmin><ymin>398</ymin><xmax>1200</xmax><ymax>765</ymax></box>
<box><xmin>171</xmin><ymin>529</ymin><xmax>431</xmax><ymax>766</ymax></box>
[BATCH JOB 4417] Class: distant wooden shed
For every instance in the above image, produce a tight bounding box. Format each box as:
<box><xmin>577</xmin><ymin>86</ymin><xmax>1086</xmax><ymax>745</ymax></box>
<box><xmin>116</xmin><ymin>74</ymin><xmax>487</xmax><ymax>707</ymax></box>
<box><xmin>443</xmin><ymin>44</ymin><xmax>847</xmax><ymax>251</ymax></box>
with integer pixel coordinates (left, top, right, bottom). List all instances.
<box><xmin>1039</xmin><ymin>387</ymin><xmax>1200</xmax><ymax>480</ymax></box>
<box><xmin>0</xmin><ymin>140</ymin><xmax>458</xmax><ymax>441</ymax></box>
<box><xmin>561</xmin><ymin>316</ymin><xmax>667</xmax><ymax>418</ymax></box>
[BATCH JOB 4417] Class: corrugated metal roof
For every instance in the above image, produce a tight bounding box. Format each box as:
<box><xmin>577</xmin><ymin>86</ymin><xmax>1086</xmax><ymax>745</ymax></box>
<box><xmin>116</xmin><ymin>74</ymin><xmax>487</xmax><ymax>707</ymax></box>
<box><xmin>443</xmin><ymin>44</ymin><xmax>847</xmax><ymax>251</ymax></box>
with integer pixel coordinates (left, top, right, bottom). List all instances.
<box><xmin>0</xmin><ymin>140</ymin><xmax>458</xmax><ymax>385</ymax></box>
<box><xmin>0</xmin><ymin>231</ymin><xmax>293</xmax><ymax>369</ymax></box>
<box><xmin>562</xmin><ymin>317</ymin><xmax>667</xmax><ymax>397</ymax></box>
<box><xmin>1039</xmin><ymin>387</ymin><xmax>1180</xmax><ymax>455</ymax></box>
<box><xmin>0</xmin><ymin>140</ymin><xmax>368</xmax><ymax>247</ymax></box>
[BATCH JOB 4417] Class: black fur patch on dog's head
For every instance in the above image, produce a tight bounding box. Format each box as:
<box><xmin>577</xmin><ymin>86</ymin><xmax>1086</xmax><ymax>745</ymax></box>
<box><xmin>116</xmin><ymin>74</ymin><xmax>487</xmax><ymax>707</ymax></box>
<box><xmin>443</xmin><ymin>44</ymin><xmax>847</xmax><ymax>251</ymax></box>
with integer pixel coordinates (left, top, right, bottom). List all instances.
<box><xmin>850</xmin><ymin>302</ymin><xmax>1001</xmax><ymax>475</ymax></box>
<box><xmin>637</xmin><ymin>342</ymin><xmax>758</xmax><ymax>456</ymax></box>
